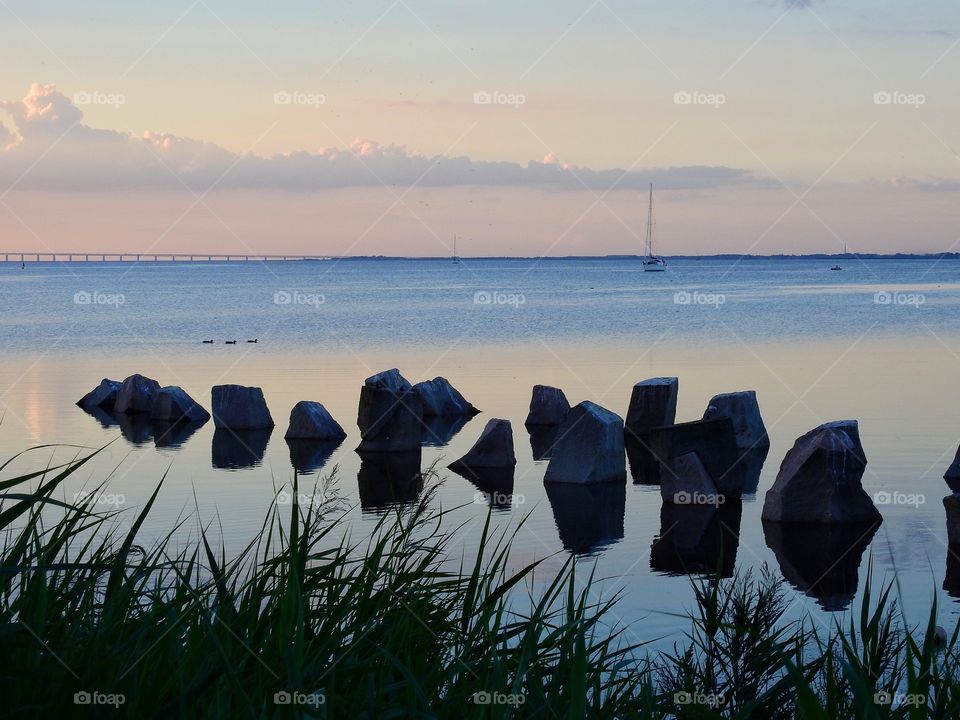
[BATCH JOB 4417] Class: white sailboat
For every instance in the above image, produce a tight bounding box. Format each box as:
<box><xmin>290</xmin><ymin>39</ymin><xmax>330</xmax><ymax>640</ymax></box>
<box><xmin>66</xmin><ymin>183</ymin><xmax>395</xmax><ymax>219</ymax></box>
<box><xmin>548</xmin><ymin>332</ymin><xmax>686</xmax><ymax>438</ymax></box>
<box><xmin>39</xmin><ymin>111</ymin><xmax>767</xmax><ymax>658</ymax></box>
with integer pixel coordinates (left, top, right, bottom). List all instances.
<box><xmin>642</xmin><ymin>184</ymin><xmax>667</xmax><ymax>272</ymax></box>
<box><xmin>452</xmin><ymin>234</ymin><xmax>461</xmax><ymax>264</ymax></box>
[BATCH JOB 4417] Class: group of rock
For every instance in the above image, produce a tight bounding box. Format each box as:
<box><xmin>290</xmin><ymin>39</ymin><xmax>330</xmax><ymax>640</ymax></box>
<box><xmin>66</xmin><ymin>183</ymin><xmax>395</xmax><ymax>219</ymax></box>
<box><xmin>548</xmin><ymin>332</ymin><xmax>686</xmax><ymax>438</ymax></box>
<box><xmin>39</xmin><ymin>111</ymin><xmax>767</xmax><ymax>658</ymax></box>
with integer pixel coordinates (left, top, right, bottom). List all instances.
<box><xmin>81</xmin><ymin>368</ymin><xmax>952</xmax><ymax>529</ymax></box>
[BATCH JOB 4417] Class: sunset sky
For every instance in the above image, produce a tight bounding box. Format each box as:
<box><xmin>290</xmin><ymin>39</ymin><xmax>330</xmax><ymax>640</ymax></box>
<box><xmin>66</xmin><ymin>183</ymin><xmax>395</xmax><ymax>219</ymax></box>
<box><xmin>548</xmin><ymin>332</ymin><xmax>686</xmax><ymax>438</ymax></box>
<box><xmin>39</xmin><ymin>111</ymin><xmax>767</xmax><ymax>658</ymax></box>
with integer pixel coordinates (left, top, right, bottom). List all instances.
<box><xmin>1</xmin><ymin>0</ymin><xmax>958</xmax><ymax>256</ymax></box>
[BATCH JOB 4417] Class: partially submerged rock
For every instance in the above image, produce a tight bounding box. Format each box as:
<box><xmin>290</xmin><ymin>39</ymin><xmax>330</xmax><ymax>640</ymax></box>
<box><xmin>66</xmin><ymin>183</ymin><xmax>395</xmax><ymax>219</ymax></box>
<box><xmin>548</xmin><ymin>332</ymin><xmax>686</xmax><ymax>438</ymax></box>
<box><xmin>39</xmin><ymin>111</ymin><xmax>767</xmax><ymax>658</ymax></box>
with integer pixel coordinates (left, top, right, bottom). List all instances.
<box><xmin>945</xmin><ymin>494</ymin><xmax>960</xmax><ymax>546</ymax></box>
<box><xmin>761</xmin><ymin>420</ymin><xmax>881</xmax><ymax>524</ymax></box>
<box><xmin>356</xmin><ymin>368</ymin><xmax>423</xmax><ymax>452</ymax></box>
<box><xmin>525</xmin><ymin>385</ymin><xmax>570</xmax><ymax>426</ymax></box>
<box><xmin>544</xmin><ymin>401</ymin><xmax>626</xmax><ymax>484</ymax></box>
<box><xmin>449</xmin><ymin>418</ymin><xmax>516</xmax><ymax>470</ymax></box>
<box><xmin>660</xmin><ymin>452</ymin><xmax>722</xmax><ymax>505</ymax></box>
<box><xmin>413</xmin><ymin>377</ymin><xmax>477</xmax><ymax>416</ymax></box>
<box><xmin>150</xmin><ymin>386</ymin><xmax>210</xmax><ymax>424</ymax></box>
<box><xmin>650</xmin><ymin>501</ymin><xmax>742</xmax><ymax>577</ymax></box>
<box><xmin>211</xmin><ymin>384</ymin><xmax>274</xmax><ymax>430</ymax></box>
<box><xmin>944</xmin><ymin>445</ymin><xmax>960</xmax><ymax>493</ymax></box>
<box><xmin>114</xmin><ymin>374</ymin><xmax>161</xmax><ymax>414</ymax></box>
<box><xmin>284</xmin><ymin>401</ymin><xmax>347</xmax><ymax>441</ymax></box>
<box><xmin>703</xmin><ymin>390</ymin><xmax>769</xmax><ymax>450</ymax></box>
<box><xmin>649</xmin><ymin>417</ymin><xmax>744</xmax><ymax>498</ymax></box>
<box><xmin>76</xmin><ymin>378</ymin><xmax>121</xmax><ymax>408</ymax></box>
<box><xmin>625</xmin><ymin>377</ymin><xmax>678</xmax><ymax>440</ymax></box>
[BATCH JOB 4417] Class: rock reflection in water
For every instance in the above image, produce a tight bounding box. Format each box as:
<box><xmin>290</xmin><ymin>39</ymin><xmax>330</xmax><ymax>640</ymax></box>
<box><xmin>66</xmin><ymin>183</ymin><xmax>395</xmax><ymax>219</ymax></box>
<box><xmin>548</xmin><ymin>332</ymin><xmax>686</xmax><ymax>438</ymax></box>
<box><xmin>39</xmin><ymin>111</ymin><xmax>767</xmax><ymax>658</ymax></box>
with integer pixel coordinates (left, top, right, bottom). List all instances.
<box><xmin>286</xmin><ymin>438</ymin><xmax>344</xmax><ymax>474</ymax></box>
<box><xmin>762</xmin><ymin>519</ymin><xmax>880</xmax><ymax>611</ymax></box>
<box><xmin>357</xmin><ymin>450</ymin><xmax>423</xmax><ymax>511</ymax></box>
<box><xmin>450</xmin><ymin>465</ymin><xmax>516</xmax><ymax>510</ymax></box>
<box><xmin>212</xmin><ymin>428</ymin><xmax>273</xmax><ymax>470</ymax></box>
<box><xmin>650</xmin><ymin>500</ymin><xmax>743</xmax><ymax>577</ymax></box>
<box><xmin>625</xmin><ymin>436</ymin><xmax>660</xmax><ymax>485</ymax></box>
<box><xmin>421</xmin><ymin>414</ymin><xmax>472</xmax><ymax>447</ymax></box>
<box><xmin>153</xmin><ymin>418</ymin><xmax>207</xmax><ymax>448</ymax></box>
<box><xmin>545</xmin><ymin>481</ymin><xmax>626</xmax><ymax>555</ymax></box>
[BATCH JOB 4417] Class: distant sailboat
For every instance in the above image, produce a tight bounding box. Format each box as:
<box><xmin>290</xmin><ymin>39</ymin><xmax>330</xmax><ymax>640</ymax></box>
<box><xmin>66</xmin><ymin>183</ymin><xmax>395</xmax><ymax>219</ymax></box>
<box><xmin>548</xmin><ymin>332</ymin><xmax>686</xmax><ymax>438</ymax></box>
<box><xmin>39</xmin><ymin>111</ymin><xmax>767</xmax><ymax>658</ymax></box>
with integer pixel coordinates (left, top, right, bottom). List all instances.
<box><xmin>831</xmin><ymin>243</ymin><xmax>845</xmax><ymax>271</ymax></box>
<box><xmin>642</xmin><ymin>184</ymin><xmax>667</xmax><ymax>272</ymax></box>
<box><xmin>452</xmin><ymin>234</ymin><xmax>461</xmax><ymax>264</ymax></box>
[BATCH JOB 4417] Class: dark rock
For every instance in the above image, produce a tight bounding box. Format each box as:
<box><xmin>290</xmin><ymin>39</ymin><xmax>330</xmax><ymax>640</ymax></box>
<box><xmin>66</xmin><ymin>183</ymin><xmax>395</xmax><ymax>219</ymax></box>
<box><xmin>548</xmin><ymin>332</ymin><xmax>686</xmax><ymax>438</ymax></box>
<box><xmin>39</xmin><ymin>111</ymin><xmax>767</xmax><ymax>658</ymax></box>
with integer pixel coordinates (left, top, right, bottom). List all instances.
<box><xmin>286</xmin><ymin>438</ymin><xmax>343</xmax><ymax>474</ymax></box>
<box><xmin>153</xmin><ymin>418</ymin><xmax>206</xmax><ymax>448</ymax></box>
<box><xmin>545</xmin><ymin>482</ymin><xmax>626</xmax><ymax>554</ymax></box>
<box><xmin>660</xmin><ymin>452</ymin><xmax>723</xmax><ymax>505</ymax></box>
<box><xmin>413</xmin><ymin>377</ymin><xmax>477</xmax><ymax>416</ymax></box>
<box><xmin>624</xmin><ymin>377</ymin><xmax>678</xmax><ymax>440</ymax></box>
<box><xmin>626</xmin><ymin>436</ymin><xmax>661</xmax><ymax>484</ymax></box>
<box><xmin>945</xmin><ymin>494</ymin><xmax>960</xmax><ymax>546</ymax></box>
<box><xmin>421</xmin><ymin>414</ymin><xmax>472</xmax><ymax>447</ymax></box>
<box><xmin>528</xmin><ymin>424</ymin><xmax>560</xmax><ymax>461</ymax></box>
<box><xmin>738</xmin><ymin>445</ymin><xmax>770</xmax><ymax>495</ymax></box>
<box><xmin>150</xmin><ymin>386</ymin><xmax>210</xmax><ymax>424</ymax></box>
<box><xmin>357</xmin><ymin>450</ymin><xmax>423</xmax><ymax>511</ymax></box>
<box><xmin>944</xmin><ymin>543</ymin><xmax>960</xmax><ymax>599</ymax></box>
<box><xmin>525</xmin><ymin>385</ymin><xmax>570</xmax><ymax>426</ymax></box>
<box><xmin>544</xmin><ymin>401</ymin><xmax>626</xmax><ymax>484</ymax></box>
<box><xmin>650</xmin><ymin>500</ymin><xmax>742</xmax><ymax>577</ymax></box>
<box><xmin>211</xmin><ymin>384</ymin><xmax>274</xmax><ymax>430</ymax></box>
<box><xmin>449</xmin><ymin>418</ymin><xmax>516</xmax><ymax>470</ymax></box>
<box><xmin>763</xmin><ymin>518</ymin><xmax>880</xmax><ymax>611</ymax></box>
<box><xmin>761</xmin><ymin>420</ymin><xmax>881</xmax><ymax>524</ymax></box>
<box><xmin>115</xmin><ymin>374</ymin><xmax>161</xmax><ymax>414</ymax></box>
<box><xmin>648</xmin><ymin>417</ymin><xmax>744</xmax><ymax>497</ymax></box>
<box><xmin>77</xmin><ymin>378</ymin><xmax>121</xmax><ymax>408</ymax></box>
<box><xmin>284</xmin><ymin>401</ymin><xmax>347</xmax><ymax>441</ymax></box>
<box><xmin>212</xmin><ymin>427</ymin><xmax>272</xmax><ymax>469</ymax></box>
<box><xmin>356</xmin><ymin>369</ymin><xmax>423</xmax><ymax>452</ymax></box>
<box><xmin>703</xmin><ymin>390</ymin><xmax>769</xmax><ymax>450</ymax></box>
<box><xmin>945</xmin><ymin>445</ymin><xmax>960</xmax><ymax>492</ymax></box>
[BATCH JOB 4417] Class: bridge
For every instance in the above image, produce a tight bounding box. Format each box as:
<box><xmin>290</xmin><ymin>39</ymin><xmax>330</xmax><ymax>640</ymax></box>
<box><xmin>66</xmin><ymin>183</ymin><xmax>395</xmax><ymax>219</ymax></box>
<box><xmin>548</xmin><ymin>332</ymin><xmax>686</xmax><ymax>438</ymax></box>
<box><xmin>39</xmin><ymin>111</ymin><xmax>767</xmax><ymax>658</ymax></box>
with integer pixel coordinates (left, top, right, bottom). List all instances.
<box><xmin>1</xmin><ymin>253</ymin><xmax>332</xmax><ymax>263</ymax></box>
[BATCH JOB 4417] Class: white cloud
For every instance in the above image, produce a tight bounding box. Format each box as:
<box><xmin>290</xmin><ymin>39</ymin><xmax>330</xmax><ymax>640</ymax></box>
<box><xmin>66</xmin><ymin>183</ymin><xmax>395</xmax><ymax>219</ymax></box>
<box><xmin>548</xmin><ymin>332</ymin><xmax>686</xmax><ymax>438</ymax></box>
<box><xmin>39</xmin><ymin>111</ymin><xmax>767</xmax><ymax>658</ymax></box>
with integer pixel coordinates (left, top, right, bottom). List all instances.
<box><xmin>0</xmin><ymin>82</ymin><xmax>756</xmax><ymax>193</ymax></box>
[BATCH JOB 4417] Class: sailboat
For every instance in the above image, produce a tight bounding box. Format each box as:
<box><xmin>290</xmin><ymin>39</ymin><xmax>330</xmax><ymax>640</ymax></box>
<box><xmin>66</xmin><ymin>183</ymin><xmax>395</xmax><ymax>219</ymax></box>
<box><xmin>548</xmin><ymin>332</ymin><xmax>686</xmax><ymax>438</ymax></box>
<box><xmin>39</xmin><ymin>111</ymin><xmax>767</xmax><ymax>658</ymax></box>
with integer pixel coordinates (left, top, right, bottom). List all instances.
<box><xmin>452</xmin><ymin>234</ymin><xmax>461</xmax><ymax>264</ymax></box>
<box><xmin>642</xmin><ymin>184</ymin><xmax>667</xmax><ymax>272</ymax></box>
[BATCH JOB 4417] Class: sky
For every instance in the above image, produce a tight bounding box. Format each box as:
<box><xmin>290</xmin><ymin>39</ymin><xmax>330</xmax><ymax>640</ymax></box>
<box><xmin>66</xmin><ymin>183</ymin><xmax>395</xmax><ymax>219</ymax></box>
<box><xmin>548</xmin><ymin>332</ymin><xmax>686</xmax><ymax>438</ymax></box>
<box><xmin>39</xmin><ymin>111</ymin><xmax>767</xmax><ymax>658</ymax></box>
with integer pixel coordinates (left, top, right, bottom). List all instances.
<box><xmin>0</xmin><ymin>0</ymin><xmax>958</xmax><ymax>256</ymax></box>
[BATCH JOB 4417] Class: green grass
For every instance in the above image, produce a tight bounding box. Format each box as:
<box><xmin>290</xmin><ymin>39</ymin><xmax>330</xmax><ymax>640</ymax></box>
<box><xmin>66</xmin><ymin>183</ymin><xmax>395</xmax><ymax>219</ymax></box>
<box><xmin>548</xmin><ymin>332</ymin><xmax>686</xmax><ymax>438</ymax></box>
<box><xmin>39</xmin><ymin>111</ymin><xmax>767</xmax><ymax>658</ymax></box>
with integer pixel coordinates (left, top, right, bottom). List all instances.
<box><xmin>1</xmin><ymin>446</ymin><xmax>960</xmax><ymax>718</ymax></box>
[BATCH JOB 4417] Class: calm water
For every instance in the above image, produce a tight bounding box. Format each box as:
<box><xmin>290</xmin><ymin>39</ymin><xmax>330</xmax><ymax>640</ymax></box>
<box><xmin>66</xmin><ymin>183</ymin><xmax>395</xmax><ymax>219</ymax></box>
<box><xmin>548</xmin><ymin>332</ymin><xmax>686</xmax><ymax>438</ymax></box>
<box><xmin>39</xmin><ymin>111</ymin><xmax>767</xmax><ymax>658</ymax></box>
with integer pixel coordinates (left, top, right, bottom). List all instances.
<box><xmin>2</xmin><ymin>256</ymin><xmax>960</xmax><ymax>650</ymax></box>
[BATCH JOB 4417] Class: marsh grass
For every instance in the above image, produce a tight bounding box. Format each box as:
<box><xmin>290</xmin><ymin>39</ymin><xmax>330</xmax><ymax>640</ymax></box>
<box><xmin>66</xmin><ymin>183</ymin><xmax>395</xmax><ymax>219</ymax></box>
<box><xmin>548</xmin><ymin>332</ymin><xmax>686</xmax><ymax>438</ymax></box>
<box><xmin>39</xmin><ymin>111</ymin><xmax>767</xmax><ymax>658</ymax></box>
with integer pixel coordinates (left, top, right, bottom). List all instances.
<box><xmin>2</xmin><ymin>446</ymin><xmax>960</xmax><ymax>718</ymax></box>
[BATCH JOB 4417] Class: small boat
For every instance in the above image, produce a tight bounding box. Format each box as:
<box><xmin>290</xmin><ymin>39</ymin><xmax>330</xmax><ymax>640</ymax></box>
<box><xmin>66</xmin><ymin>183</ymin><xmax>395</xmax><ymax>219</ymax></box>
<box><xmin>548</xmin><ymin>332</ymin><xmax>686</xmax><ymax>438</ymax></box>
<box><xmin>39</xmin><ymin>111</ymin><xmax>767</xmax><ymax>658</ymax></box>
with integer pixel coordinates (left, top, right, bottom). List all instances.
<box><xmin>452</xmin><ymin>234</ymin><xmax>461</xmax><ymax>264</ymax></box>
<box><xmin>642</xmin><ymin>184</ymin><xmax>667</xmax><ymax>272</ymax></box>
<box><xmin>831</xmin><ymin>244</ymin><xmax>846</xmax><ymax>270</ymax></box>
<box><xmin>830</xmin><ymin>264</ymin><xmax>842</xmax><ymax>271</ymax></box>
<box><xmin>225</xmin><ymin>340</ymin><xmax>237</xmax><ymax>345</ymax></box>
<box><xmin>246</xmin><ymin>339</ymin><xmax>258</xmax><ymax>343</ymax></box>
<box><xmin>201</xmin><ymin>339</ymin><xmax>214</xmax><ymax>344</ymax></box>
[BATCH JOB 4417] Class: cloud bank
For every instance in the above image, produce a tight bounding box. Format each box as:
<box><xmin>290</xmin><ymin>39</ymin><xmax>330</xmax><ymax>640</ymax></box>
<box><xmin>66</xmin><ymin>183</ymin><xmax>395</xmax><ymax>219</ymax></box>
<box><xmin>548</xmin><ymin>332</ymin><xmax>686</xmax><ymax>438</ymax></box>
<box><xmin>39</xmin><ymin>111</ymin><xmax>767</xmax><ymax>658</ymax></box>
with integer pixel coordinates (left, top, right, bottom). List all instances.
<box><xmin>0</xmin><ymin>83</ymin><xmax>755</xmax><ymax>193</ymax></box>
